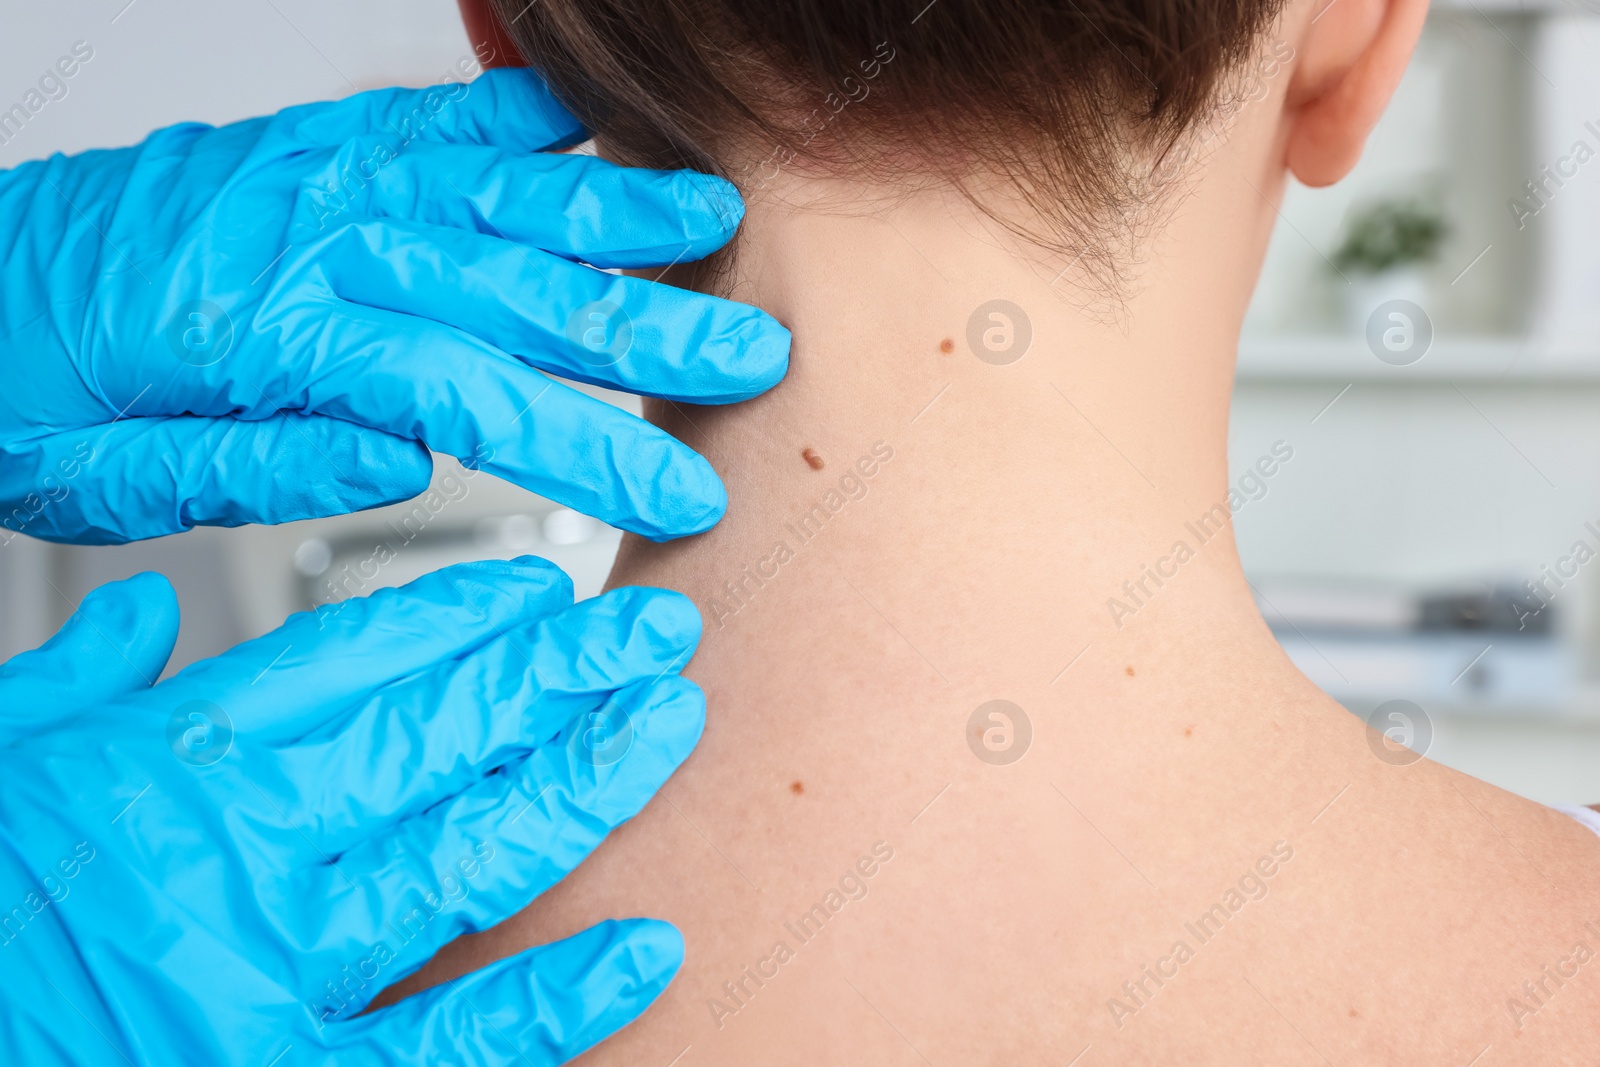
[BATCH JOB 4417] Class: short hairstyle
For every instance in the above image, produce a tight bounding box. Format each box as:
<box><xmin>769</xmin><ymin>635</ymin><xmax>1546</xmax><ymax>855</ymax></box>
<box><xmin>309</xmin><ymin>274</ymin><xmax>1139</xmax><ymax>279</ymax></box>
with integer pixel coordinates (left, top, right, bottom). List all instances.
<box><xmin>491</xmin><ymin>0</ymin><xmax>1287</xmax><ymax>288</ymax></box>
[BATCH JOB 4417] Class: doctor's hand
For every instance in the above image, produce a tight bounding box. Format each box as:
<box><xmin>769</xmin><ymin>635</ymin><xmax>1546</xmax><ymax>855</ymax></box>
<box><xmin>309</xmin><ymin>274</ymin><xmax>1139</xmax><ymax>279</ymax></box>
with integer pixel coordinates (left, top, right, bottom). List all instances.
<box><xmin>0</xmin><ymin>557</ymin><xmax>704</xmax><ymax>1066</ymax></box>
<box><xmin>0</xmin><ymin>67</ymin><xmax>786</xmax><ymax>546</ymax></box>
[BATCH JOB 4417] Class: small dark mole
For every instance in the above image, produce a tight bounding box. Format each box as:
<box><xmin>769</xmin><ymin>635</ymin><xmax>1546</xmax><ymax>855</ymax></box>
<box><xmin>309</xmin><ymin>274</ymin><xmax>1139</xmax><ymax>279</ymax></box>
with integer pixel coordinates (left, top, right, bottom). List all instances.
<box><xmin>1125</xmin><ymin>665</ymin><xmax>1135</xmax><ymax>677</ymax></box>
<box><xmin>1183</xmin><ymin>726</ymin><xmax>1193</xmax><ymax>737</ymax></box>
<box><xmin>939</xmin><ymin>337</ymin><xmax>955</xmax><ymax>354</ymax></box>
<box><xmin>802</xmin><ymin>447</ymin><xmax>825</xmax><ymax>470</ymax></box>
<box><xmin>790</xmin><ymin>780</ymin><xmax>805</xmax><ymax>795</ymax></box>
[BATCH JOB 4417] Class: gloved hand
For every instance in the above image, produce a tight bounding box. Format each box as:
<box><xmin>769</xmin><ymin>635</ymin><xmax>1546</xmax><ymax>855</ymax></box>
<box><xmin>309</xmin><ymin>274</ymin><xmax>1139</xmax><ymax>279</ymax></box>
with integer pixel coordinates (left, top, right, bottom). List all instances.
<box><xmin>0</xmin><ymin>557</ymin><xmax>704</xmax><ymax>1065</ymax></box>
<box><xmin>0</xmin><ymin>67</ymin><xmax>787</xmax><ymax>546</ymax></box>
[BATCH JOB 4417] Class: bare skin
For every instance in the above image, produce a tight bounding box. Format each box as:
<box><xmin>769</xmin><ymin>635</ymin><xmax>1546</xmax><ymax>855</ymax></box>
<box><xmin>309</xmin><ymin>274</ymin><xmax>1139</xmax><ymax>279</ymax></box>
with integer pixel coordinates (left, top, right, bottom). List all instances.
<box><xmin>401</xmin><ymin>0</ymin><xmax>1600</xmax><ymax>1061</ymax></box>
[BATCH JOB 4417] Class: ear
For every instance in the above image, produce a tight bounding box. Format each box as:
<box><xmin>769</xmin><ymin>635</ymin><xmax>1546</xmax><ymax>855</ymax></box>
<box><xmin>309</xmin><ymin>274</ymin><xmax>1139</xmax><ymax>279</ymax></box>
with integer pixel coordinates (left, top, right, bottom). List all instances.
<box><xmin>457</xmin><ymin>0</ymin><xmax>524</xmax><ymax>69</ymax></box>
<box><xmin>1283</xmin><ymin>0</ymin><xmax>1430</xmax><ymax>187</ymax></box>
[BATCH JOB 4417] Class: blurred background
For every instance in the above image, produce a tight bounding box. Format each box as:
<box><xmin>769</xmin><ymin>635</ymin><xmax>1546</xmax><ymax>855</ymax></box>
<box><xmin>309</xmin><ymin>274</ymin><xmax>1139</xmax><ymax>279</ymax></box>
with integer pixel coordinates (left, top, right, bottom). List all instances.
<box><xmin>5</xmin><ymin>0</ymin><xmax>1600</xmax><ymax>803</ymax></box>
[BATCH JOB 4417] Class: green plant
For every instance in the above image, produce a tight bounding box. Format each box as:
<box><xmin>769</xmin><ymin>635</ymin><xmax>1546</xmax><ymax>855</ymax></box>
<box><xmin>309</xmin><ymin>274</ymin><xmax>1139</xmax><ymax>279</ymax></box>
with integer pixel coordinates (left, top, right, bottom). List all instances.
<box><xmin>1332</xmin><ymin>199</ymin><xmax>1448</xmax><ymax>275</ymax></box>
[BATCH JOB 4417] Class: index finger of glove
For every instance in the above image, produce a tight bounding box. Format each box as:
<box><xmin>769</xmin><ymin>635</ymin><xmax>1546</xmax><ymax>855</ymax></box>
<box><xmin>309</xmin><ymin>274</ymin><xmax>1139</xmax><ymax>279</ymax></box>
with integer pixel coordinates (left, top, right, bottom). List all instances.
<box><xmin>295</xmin><ymin>672</ymin><xmax>702</xmax><ymax>970</ymax></box>
<box><xmin>275</xmin><ymin>586</ymin><xmax>701</xmax><ymax>855</ymax></box>
<box><xmin>163</xmin><ymin>557</ymin><xmax>574</xmax><ymax>741</ymax></box>
<box><xmin>285</xmin><ymin>68</ymin><xmax>584</xmax><ymax>153</ymax></box>
<box><xmin>337</xmin><ymin>142</ymin><xmax>743</xmax><ymax>268</ymax></box>
<box><xmin>318</xmin><ymin>221</ymin><xmax>786</xmax><ymax>405</ymax></box>
<box><xmin>290</xmin><ymin>301</ymin><xmax>730</xmax><ymax>538</ymax></box>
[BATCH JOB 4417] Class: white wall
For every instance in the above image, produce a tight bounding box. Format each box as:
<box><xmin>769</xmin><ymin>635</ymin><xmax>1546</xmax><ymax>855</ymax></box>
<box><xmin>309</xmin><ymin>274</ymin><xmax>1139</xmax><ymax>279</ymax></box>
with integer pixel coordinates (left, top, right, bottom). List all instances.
<box><xmin>0</xmin><ymin>0</ymin><xmax>472</xmax><ymax>168</ymax></box>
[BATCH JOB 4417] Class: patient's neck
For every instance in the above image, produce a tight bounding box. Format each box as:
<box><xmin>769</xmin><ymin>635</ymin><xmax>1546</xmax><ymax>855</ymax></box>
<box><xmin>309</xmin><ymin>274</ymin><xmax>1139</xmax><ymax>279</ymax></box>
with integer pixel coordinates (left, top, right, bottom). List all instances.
<box><xmin>610</xmin><ymin>168</ymin><xmax>1314</xmax><ymax>711</ymax></box>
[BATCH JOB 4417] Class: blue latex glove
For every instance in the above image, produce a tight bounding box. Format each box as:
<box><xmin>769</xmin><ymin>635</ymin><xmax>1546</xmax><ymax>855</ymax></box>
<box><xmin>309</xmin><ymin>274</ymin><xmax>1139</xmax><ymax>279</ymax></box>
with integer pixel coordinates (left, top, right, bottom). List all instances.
<box><xmin>0</xmin><ymin>67</ymin><xmax>787</xmax><ymax>546</ymax></box>
<box><xmin>0</xmin><ymin>558</ymin><xmax>704</xmax><ymax>1065</ymax></box>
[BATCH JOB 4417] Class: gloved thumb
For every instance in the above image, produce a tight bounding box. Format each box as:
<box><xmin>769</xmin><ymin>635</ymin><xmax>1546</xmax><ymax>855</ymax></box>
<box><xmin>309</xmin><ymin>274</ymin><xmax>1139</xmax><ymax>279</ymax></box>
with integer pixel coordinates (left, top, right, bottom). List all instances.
<box><xmin>0</xmin><ymin>572</ymin><xmax>180</xmax><ymax>730</ymax></box>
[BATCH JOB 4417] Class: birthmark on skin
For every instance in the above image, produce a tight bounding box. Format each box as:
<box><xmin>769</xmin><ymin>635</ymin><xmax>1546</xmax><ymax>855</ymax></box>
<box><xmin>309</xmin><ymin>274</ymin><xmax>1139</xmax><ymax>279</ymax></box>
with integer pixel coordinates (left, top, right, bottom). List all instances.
<box><xmin>939</xmin><ymin>337</ymin><xmax>955</xmax><ymax>354</ymax></box>
<box><xmin>802</xmin><ymin>448</ymin><xmax>825</xmax><ymax>470</ymax></box>
<box><xmin>790</xmin><ymin>780</ymin><xmax>805</xmax><ymax>795</ymax></box>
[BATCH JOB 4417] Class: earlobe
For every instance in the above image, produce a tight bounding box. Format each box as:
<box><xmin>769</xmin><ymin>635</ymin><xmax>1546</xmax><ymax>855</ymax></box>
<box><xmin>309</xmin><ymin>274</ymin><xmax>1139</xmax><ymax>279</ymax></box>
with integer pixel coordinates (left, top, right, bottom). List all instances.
<box><xmin>1282</xmin><ymin>0</ymin><xmax>1429</xmax><ymax>187</ymax></box>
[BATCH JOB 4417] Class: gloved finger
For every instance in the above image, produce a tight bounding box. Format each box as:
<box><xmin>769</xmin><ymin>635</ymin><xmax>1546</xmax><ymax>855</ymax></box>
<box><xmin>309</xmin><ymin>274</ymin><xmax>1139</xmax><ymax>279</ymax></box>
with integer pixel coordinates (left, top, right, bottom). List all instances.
<box><xmin>0</xmin><ymin>415</ymin><xmax>432</xmax><ymax>546</ymax></box>
<box><xmin>296</xmin><ymin>300</ymin><xmax>728</xmax><ymax>539</ymax></box>
<box><xmin>297</xmin><ymin>673</ymin><xmax>702</xmax><ymax>968</ymax></box>
<box><xmin>284</xmin><ymin>68</ymin><xmax>585</xmax><ymax>153</ymax></box>
<box><xmin>281</xmin><ymin>586</ymin><xmax>701</xmax><ymax>854</ymax></box>
<box><xmin>167</xmin><ymin>557</ymin><xmax>575</xmax><ymax>743</ymax></box>
<box><xmin>331</xmin><ymin>920</ymin><xmax>683</xmax><ymax>1067</ymax></box>
<box><xmin>321</xmin><ymin>218</ymin><xmax>788</xmax><ymax>403</ymax></box>
<box><xmin>339</xmin><ymin>141</ymin><xmax>744</xmax><ymax>266</ymax></box>
<box><xmin>0</xmin><ymin>573</ymin><xmax>179</xmax><ymax>730</ymax></box>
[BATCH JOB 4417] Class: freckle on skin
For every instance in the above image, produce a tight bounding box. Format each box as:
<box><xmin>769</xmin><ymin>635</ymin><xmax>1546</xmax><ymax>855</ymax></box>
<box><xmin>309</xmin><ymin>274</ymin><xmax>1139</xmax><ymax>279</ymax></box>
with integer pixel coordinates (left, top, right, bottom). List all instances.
<box><xmin>790</xmin><ymin>780</ymin><xmax>804</xmax><ymax>795</ymax></box>
<box><xmin>1184</xmin><ymin>726</ymin><xmax>1193</xmax><ymax>737</ymax></box>
<box><xmin>1125</xmin><ymin>665</ymin><xmax>1135</xmax><ymax>677</ymax></box>
<box><xmin>802</xmin><ymin>448</ymin><xmax>824</xmax><ymax>470</ymax></box>
<box><xmin>939</xmin><ymin>338</ymin><xmax>954</xmax><ymax>354</ymax></box>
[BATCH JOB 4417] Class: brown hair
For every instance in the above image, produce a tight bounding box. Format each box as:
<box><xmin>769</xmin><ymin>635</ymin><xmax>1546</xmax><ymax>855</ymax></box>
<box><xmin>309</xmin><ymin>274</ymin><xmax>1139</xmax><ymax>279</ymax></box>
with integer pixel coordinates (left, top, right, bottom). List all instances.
<box><xmin>488</xmin><ymin>0</ymin><xmax>1286</xmax><ymax>281</ymax></box>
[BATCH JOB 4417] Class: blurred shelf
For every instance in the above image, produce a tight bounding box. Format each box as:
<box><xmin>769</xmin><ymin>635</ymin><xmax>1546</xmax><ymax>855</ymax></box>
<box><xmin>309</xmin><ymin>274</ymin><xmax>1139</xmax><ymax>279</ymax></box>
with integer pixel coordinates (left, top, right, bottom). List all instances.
<box><xmin>1274</xmin><ymin>629</ymin><xmax>1600</xmax><ymax>719</ymax></box>
<box><xmin>1236</xmin><ymin>335</ymin><xmax>1600</xmax><ymax>383</ymax></box>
